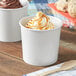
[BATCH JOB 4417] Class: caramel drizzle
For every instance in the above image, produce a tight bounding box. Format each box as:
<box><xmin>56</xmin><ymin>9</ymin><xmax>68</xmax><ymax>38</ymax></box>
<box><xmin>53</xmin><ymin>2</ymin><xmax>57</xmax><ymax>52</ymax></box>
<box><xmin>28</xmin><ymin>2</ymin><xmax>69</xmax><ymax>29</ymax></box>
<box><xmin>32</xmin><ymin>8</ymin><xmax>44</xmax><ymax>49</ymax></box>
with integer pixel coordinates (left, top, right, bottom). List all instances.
<box><xmin>26</xmin><ymin>12</ymin><xmax>54</xmax><ymax>30</ymax></box>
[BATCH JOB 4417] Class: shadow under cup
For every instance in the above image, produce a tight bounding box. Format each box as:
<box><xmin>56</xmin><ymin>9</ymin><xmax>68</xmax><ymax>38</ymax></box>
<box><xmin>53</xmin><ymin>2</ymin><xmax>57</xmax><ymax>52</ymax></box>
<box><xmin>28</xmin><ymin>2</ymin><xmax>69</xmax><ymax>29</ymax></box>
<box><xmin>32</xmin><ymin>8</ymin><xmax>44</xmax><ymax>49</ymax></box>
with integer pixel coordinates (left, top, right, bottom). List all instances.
<box><xmin>19</xmin><ymin>16</ymin><xmax>62</xmax><ymax>66</ymax></box>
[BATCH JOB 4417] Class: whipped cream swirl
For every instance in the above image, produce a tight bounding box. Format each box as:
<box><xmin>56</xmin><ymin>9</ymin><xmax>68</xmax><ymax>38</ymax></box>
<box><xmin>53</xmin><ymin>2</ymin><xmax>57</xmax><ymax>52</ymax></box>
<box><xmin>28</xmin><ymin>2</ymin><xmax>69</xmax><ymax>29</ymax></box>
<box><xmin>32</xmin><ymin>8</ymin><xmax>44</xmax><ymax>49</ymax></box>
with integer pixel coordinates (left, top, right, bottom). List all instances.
<box><xmin>26</xmin><ymin>12</ymin><xmax>54</xmax><ymax>30</ymax></box>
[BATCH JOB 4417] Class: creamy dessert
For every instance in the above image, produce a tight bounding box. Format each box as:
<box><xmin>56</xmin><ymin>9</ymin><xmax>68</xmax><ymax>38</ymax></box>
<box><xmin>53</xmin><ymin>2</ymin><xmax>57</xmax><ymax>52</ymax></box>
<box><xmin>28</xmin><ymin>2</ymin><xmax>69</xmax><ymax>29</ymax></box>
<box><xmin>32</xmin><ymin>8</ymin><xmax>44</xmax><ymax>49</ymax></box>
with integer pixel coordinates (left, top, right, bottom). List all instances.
<box><xmin>0</xmin><ymin>0</ymin><xmax>23</xmax><ymax>9</ymax></box>
<box><xmin>25</xmin><ymin>12</ymin><xmax>54</xmax><ymax>30</ymax></box>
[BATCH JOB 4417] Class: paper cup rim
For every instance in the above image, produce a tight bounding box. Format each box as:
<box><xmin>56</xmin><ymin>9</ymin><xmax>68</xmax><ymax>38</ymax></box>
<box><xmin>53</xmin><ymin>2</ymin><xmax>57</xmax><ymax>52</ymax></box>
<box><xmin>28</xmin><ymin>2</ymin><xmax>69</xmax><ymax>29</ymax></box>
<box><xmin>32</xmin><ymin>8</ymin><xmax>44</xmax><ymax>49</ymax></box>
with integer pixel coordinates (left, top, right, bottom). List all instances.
<box><xmin>0</xmin><ymin>1</ymin><xmax>29</xmax><ymax>11</ymax></box>
<box><xmin>19</xmin><ymin>15</ymin><xmax>63</xmax><ymax>32</ymax></box>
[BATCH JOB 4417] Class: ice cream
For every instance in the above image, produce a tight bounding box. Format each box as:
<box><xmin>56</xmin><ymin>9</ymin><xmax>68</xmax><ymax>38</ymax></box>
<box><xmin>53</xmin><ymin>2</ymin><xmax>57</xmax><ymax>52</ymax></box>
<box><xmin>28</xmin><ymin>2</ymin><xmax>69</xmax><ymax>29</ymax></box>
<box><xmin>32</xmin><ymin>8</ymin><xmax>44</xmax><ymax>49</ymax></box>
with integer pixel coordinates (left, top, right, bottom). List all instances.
<box><xmin>0</xmin><ymin>0</ymin><xmax>23</xmax><ymax>9</ymax></box>
<box><xmin>25</xmin><ymin>12</ymin><xmax>54</xmax><ymax>30</ymax></box>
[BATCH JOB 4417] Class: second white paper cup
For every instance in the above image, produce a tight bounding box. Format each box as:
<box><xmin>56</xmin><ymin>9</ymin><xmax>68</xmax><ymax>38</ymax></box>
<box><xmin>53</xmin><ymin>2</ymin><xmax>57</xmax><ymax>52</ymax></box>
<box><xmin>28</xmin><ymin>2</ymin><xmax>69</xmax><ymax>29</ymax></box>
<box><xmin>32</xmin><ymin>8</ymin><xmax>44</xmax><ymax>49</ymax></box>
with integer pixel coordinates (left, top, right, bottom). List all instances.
<box><xmin>0</xmin><ymin>1</ymin><xmax>29</xmax><ymax>42</ymax></box>
<box><xmin>19</xmin><ymin>16</ymin><xmax>62</xmax><ymax>66</ymax></box>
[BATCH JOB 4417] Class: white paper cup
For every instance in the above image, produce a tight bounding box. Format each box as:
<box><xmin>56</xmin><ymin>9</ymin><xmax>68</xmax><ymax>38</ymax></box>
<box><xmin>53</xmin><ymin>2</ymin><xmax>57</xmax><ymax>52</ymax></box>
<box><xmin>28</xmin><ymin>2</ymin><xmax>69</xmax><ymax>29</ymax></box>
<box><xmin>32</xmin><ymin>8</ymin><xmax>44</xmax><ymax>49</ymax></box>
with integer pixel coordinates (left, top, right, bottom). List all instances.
<box><xmin>19</xmin><ymin>16</ymin><xmax>62</xmax><ymax>66</ymax></box>
<box><xmin>0</xmin><ymin>1</ymin><xmax>29</xmax><ymax>42</ymax></box>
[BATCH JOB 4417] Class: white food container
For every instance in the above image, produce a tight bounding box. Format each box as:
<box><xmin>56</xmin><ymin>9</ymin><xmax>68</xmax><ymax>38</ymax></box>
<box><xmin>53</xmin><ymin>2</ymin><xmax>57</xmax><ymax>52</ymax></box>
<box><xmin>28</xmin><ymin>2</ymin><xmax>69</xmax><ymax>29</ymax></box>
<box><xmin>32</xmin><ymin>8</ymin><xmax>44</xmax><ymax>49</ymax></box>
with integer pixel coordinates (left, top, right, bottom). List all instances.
<box><xmin>0</xmin><ymin>1</ymin><xmax>29</xmax><ymax>42</ymax></box>
<box><xmin>19</xmin><ymin>16</ymin><xmax>62</xmax><ymax>66</ymax></box>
